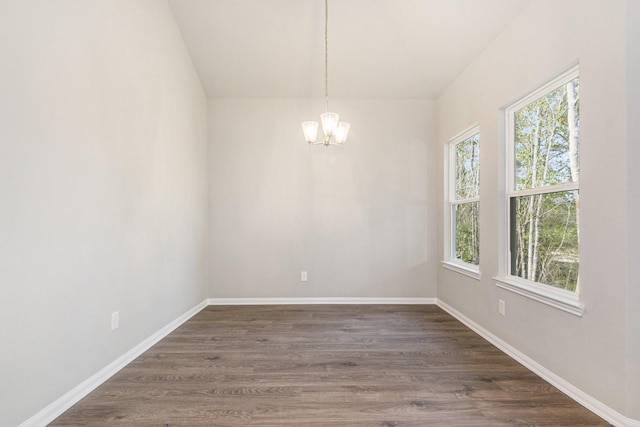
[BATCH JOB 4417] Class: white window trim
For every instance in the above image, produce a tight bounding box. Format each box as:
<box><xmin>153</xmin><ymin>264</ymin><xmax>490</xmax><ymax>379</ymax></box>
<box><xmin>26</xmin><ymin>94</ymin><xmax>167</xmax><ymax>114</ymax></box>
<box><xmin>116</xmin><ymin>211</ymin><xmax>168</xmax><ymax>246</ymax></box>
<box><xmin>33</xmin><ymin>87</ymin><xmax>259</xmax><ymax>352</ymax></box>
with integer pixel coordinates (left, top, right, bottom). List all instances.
<box><xmin>443</xmin><ymin>124</ymin><xmax>480</xmax><ymax>280</ymax></box>
<box><xmin>441</xmin><ymin>260</ymin><xmax>481</xmax><ymax>280</ymax></box>
<box><xmin>494</xmin><ymin>276</ymin><xmax>584</xmax><ymax>316</ymax></box>
<box><xmin>495</xmin><ymin>65</ymin><xmax>583</xmax><ymax>316</ymax></box>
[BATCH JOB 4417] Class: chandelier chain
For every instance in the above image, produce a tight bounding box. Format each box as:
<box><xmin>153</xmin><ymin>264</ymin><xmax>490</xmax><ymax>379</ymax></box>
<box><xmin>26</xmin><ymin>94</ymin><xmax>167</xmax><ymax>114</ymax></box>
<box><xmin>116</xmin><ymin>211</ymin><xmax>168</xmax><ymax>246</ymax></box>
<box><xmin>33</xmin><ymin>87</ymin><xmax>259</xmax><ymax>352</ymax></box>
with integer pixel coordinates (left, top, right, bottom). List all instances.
<box><xmin>324</xmin><ymin>0</ymin><xmax>329</xmax><ymax>112</ymax></box>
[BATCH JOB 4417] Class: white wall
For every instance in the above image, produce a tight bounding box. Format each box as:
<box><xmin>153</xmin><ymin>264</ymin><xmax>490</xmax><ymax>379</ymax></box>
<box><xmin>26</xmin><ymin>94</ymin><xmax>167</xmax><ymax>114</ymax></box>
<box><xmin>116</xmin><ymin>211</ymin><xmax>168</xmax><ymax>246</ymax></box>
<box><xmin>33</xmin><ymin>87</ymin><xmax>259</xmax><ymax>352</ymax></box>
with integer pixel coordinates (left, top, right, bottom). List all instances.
<box><xmin>437</xmin><ymin>0</ymin><xmax>634</xmax><ymax>418</ymax></box>
<box><xmin>0</xmin><ymin>1</ymin><xmax>208</xmax><ymax>426</ymax></box>
<box><xmin>208</xmin><ymin>99</ymin><xmax>437</xmax><ymax>299</ymax></box>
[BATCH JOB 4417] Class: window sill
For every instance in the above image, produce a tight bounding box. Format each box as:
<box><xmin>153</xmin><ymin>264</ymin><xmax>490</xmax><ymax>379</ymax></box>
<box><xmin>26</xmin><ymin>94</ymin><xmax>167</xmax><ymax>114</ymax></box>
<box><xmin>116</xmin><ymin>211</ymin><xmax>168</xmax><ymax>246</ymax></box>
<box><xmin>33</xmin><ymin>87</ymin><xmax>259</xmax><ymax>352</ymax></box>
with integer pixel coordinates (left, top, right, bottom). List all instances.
<box><xmin>493</xmin><ymin>276</ymin><xmax>584</xmax><ymax>317</ymax></box>
<box><xmin>441</xmin><ymin>261</ymin><xmax>481</xmax><ymax>280</ymax></box>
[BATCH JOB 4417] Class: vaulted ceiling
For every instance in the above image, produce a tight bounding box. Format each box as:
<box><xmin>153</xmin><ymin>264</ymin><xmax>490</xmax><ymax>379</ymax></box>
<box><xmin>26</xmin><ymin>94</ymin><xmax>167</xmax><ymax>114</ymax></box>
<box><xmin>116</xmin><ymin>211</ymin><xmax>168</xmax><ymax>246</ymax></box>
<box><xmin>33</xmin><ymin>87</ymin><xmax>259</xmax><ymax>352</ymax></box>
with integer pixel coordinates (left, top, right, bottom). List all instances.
<box><xmin>168</xmin><ymin>0</ymin><xmax>530</xmax><ymax>99</ymax></box>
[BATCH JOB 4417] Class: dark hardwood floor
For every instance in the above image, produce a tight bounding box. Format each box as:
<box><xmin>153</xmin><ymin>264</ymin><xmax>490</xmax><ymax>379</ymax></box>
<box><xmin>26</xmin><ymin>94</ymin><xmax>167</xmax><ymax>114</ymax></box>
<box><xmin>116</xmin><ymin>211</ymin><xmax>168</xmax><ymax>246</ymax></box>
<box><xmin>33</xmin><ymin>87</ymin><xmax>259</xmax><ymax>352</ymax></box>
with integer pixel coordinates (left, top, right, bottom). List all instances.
<box><xmin>51</xmin><ymin>305</ymin><xmax>609</xmax><ymax>426</ymax></box>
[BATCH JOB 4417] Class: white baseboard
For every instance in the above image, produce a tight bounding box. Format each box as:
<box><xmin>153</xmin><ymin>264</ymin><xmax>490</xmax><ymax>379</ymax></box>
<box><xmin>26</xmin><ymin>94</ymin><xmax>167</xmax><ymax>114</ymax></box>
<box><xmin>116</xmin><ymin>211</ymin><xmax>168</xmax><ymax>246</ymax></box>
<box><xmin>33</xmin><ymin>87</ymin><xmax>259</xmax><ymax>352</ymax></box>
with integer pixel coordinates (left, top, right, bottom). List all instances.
<box><xmin>206</xmin><ymin>297</ymin><xmax>437</xmax><ymax>305</ymax></box>
<box><xmin>19</xmin><ymin>299</ymin><xmax>208</xmax><ymax>427</ymax></box>
<box><xmin>436</xmin><ymin>300</ymin><xmax>638</xmax><ymax>427</ymax></box>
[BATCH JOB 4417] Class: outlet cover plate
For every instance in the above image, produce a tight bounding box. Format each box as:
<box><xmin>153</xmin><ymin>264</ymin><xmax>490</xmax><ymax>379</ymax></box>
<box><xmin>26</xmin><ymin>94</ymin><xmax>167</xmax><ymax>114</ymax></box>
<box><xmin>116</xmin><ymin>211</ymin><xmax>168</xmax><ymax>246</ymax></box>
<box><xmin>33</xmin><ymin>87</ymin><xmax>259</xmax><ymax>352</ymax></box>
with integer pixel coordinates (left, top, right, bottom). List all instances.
<box><xmin>111</xmin><ymin>311</ymin><xmax>119</xmax><ymax>330</ymax></box>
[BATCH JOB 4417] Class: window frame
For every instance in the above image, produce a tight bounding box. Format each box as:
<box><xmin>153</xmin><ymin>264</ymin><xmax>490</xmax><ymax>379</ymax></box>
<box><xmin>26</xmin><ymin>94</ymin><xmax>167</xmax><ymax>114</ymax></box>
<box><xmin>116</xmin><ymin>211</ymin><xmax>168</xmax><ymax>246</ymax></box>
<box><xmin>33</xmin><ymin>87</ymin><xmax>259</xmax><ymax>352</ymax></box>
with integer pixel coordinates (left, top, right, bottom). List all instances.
<box><xmin>495</xmin><ymin>65</ymin><xmax>584</xmax><ymax>316</ymax></box>
<box><xmin>442</xmin><ymin>125</ymin><xmax>481</xmax><ymax>280</ymax></box>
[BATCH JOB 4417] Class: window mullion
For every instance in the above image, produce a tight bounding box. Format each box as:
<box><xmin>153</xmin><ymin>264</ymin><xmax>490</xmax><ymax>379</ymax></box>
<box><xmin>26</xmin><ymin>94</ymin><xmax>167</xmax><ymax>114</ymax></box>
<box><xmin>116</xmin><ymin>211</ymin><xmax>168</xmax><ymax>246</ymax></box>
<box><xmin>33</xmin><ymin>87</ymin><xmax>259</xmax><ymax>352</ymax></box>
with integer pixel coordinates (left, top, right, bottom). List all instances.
<box><xmin>509</xmin><ymin>182</ymin><xmax>579</xmax><ymax>198</ymax></box>
<box><xmin>452</xmin><ymin>196</ymin><xmax>480</xmax><ymax>205</ymax></box>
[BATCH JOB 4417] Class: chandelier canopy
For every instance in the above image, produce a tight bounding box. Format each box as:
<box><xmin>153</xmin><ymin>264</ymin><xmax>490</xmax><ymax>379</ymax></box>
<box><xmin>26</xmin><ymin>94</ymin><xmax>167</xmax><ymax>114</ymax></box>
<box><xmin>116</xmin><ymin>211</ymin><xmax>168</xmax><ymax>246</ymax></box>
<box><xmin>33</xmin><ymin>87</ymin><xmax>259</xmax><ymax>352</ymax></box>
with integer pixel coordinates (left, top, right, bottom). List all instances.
<box><xmin>301</xmin><ymin>0</ymin><xmax>350</xmax><ymax>146</ymax></box>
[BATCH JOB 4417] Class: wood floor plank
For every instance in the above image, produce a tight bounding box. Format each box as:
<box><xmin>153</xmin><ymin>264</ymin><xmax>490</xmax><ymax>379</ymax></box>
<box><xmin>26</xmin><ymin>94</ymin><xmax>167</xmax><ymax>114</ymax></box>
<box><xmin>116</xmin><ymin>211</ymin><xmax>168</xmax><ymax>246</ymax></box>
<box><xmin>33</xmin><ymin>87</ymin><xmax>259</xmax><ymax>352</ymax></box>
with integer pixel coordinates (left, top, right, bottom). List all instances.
<box><xmin>50</xmin><ymin>305</ymin><xmax>610</xmax><ymax>426</ymax></box>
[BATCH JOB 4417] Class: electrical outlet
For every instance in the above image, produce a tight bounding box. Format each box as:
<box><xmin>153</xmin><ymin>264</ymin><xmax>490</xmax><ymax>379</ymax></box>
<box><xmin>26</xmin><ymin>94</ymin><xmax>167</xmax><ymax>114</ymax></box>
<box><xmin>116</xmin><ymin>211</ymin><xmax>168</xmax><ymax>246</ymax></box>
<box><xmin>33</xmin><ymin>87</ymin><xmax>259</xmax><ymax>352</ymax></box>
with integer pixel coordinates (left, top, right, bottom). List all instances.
<box><xmin>498</xmin><ymin>299</ymin><xmax>506</xmax><ymax>316</ymax></box>
<box><xmin>301</xmin><ymin>271</ymin><xmax>308</xmax><ymax>282</ymax></box>
<box><xmin>111</xmin><ymin>311</ymin><xmax>119</xmax><ymax>330</ymax></box>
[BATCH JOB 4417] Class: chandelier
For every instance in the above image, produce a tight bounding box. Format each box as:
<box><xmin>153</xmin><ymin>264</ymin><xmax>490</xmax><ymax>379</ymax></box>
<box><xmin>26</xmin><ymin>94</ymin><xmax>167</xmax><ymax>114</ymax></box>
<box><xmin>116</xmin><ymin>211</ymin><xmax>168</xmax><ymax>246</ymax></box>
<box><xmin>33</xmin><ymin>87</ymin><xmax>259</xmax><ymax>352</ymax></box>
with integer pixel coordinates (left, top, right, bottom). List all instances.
<box><xmin>301</xmin><ymin>0</ymin><xmax>350</xmax><ymax>146</ymax></box>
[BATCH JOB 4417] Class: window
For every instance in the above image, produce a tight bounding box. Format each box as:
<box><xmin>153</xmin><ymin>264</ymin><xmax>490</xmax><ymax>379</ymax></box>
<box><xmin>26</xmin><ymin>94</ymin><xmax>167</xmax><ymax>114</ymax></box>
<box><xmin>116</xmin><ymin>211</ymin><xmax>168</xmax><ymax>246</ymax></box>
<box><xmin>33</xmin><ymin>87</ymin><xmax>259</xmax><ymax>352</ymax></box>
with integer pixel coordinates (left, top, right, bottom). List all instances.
<box><xmin>496</xmin><ymin>66</ymin><xmax>583</xmax><ymax>316</ymax></box>
<box><xmin>443</xmin><ymin>126</ymin><xmax>480</xmax><ymax>279</ymax></box>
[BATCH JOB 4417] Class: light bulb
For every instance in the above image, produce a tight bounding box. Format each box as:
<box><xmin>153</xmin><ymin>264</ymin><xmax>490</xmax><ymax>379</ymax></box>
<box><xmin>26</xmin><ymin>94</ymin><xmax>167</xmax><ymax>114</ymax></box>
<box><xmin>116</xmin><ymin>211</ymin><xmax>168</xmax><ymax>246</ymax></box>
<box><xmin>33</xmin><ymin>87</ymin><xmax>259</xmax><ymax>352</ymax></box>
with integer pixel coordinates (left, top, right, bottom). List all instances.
<box><xmin>301</xmin><ymin>121</ymin><xmax>319</xmax><ymax>144</ymax></box>
<box><xmin>334</xmin><ymin>122</ymin><xmax>350</xmax><ymax>144</ymax></box>
<box><xmin>320</xmin><ymin>112</ymin><xmax>339</xmax><ymax>137</ymax></box>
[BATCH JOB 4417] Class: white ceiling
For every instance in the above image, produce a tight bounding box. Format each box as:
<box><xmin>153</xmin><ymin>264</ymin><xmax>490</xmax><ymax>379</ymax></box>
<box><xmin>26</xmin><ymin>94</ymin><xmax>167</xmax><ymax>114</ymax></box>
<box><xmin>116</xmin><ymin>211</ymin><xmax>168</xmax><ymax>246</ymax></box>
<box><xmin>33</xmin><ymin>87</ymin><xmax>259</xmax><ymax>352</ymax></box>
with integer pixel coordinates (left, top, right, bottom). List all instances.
<box><xmin>168</xmin><ymin>0</ymin><xmax>530</xmax><ymax>99</ymax></box>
